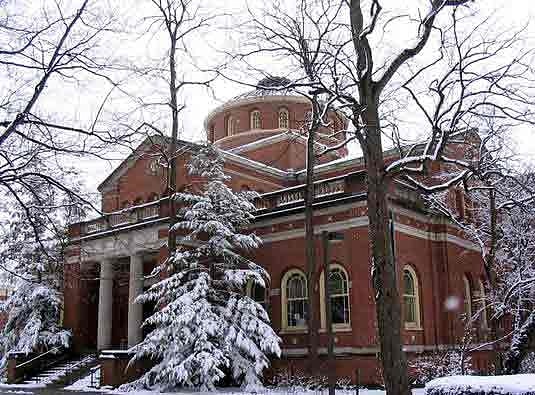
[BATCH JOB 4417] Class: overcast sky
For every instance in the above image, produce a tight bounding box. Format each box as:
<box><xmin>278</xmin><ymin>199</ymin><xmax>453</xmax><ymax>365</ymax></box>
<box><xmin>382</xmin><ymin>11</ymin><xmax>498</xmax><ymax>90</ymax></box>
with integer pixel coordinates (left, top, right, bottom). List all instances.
<box><xmin>10</xmin><ymin>0</ymin><xmax>535</xmax><ymax>192</ymax></box>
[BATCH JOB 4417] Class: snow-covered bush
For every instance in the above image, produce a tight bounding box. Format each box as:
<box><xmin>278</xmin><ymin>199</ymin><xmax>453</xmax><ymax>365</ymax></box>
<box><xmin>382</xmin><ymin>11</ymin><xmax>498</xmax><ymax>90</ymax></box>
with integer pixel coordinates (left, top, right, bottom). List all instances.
<box><xmin>520</xmin><ymin>353</ymin><xmax>535</xmax><ymax>373</ymax></box>
<box><xmin>127</xmin><ymin>144</ymin><xmax>281</xmax><ymax>391</ymax></box>
<box><xmin>410</xmin><ymin>350</ymin><xmax>474</xmax><ymax>385</ymax></box>
<box><xmin>268</xmin><ymin>369</ymin><xmax>353</xmax><ymax>392</ymax></box>
<box><xmin>269</xmin><ymin>369</ymin><xmax>327</xmax><ymax>391</ymax></box>
<box><xmin>425</xmin><ymin>374</ymin><xmax>535</xmax><ymax>395</ymax></box>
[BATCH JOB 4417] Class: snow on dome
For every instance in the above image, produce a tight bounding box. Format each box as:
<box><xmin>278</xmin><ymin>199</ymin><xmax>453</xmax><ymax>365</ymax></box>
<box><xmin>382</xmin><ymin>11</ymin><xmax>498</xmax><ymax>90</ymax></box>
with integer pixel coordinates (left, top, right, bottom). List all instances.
<box><xmin>231</xmin><ymin>75</ymin><xmax>300</xmax><ymax>101</ymax></box>
<box><xmin>256</xmin><ymin>75</ymin><xmax>291</xmax><ymax>88</ymax></box>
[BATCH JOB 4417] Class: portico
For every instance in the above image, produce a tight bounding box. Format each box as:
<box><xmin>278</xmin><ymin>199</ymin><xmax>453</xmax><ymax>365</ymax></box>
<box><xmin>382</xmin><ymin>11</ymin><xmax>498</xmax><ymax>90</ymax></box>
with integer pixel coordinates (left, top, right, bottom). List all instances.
<box><xmin>96</xmin><ymin>253</ymin><xmax>146</xmax><ymax>350</ymax></box>
<box><xmin>64</xmin><ymin>222</ymin><xmax>166</xmax><ymax>352</ymax></box>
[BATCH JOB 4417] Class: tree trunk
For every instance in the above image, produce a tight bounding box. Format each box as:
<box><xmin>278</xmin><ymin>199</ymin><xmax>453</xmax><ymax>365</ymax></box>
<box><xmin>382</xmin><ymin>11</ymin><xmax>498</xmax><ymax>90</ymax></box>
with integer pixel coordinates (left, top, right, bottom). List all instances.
<box><xmin>486</xmin><ymin>189</ymin><xmax>503</xmax><ymax>374</ymax></box>
<box><xmin>322</xmin><ymin>231</ymin><xmax>336</xmax><ymax>395</ymax></box>
<box><xmin>167</xmin><ymin>31</ymin><xmax>179</xmax><ymax>263</ymax></box>
<box><xmin>362</xmin><ymin>101</ymin><xmax>410</xmax><ymax>395</ymax></box>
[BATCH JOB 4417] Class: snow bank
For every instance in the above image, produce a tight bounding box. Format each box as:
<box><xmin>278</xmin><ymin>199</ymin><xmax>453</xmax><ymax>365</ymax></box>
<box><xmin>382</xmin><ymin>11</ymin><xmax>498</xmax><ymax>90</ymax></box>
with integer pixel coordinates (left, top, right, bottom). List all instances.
<box><xmin>426</xmin><ymin>375</ymin><xmax>535</xmax><ymax>395</ymax></box>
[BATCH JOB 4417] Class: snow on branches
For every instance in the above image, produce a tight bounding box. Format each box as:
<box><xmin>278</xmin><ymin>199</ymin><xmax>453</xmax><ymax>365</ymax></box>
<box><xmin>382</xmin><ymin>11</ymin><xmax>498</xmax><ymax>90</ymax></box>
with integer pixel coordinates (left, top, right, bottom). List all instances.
<box><xmin>128</xmin><ymin>143</ymin><xmax>281</xmax><ymax>391</ymax></box>
<box><xmin>0</xmin><ymin>206</ymin><xmax>71</xmax><ymax>371</ymax></box>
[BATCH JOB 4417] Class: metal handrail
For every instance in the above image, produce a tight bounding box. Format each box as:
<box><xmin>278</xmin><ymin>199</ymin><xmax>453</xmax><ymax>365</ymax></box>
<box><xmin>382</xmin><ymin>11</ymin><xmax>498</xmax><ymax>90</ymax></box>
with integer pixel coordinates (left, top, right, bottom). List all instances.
<box><xmin>15</xmin><ymin>346</ymin><xmax>63</xmax><ymax>369</ymax></box>
<box><xmin>63</xmin><ymin>354</ymin><xmax>97</xmax><ymax>385</ymax></box>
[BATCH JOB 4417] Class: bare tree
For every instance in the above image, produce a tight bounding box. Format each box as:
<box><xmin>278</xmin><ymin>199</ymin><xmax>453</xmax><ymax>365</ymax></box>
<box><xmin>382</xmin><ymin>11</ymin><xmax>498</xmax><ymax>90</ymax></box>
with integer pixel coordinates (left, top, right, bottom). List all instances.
<box><xmin>0</xmin><ymin>1</ymin><xmax>135</xmax><ymax>243</ymax></box>
<box><xmin>122</xmin><ymin>0</ymin><xmax>219</xmax><ymax>263</ymax></box>
<box><xmin>238</xmin><ymin>1</ymin><xmax>535</xmax><ymax>393</ymax></box>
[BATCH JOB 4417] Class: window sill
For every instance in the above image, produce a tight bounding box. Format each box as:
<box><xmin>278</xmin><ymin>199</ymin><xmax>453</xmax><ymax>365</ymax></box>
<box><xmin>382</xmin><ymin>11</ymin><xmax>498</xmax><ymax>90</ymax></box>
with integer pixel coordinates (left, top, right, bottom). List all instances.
<box><xmin>319</xmin><ymin>325</ymin><xmax>352</xmax><ymax>333</ymax></box>
<box><xmin>280</xmin><ymin>328</ymin><xmax>308</xmax><ymax>335</ymax></box>
<box><xmin>404</xmin><ymin>325</ymin><xmax>423</xmax><ymax>331</ymax></box>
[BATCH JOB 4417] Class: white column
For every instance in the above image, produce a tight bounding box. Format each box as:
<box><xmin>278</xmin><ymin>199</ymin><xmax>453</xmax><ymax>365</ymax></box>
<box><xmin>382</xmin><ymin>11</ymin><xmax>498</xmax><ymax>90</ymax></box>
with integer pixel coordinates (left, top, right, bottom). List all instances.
<box><xmin>97</xmin><ymin>259</ymin><xmax>113</xmax><ymax>350</ymax></box>
<box><xmin>128</xmin><ymin>253</ymin><xmax>144</xmax><ymax>347</ymax></box>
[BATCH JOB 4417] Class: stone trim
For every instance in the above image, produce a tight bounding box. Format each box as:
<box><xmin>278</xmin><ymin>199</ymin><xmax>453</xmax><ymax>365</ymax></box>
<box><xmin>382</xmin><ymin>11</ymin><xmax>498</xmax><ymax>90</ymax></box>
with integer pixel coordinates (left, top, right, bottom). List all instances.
<box><xmin>224</xmin><ymin>168</ymin><xmax>284</xmax><ymax>189</ymax></box>
<box><xmin>281</xmin><ymin>343</ymin><xmax>492</xmax><ymax>357</ymax></box>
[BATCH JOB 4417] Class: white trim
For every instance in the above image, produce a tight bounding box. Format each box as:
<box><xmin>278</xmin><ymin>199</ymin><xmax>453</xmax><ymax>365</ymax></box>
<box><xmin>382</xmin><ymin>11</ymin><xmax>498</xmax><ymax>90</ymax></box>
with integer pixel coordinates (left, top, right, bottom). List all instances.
<box><xmin>261</xmin><ymin>215</ymin><xmax>480</xmax><ymax>251</ymax></box>
<box><xmin>262</xmin><ymin>217</ymin><xmax>369</xmax><ymax>243</ymax></box>
<box><xmin>319</xmin><ymin>263</ymin><xmax>351</xmax><ymax>330</ymax></box>
<box><xmin>224</xmin><ymin>168</ymin><xmax>284</xmax><ymax>189</ymax></box>
<box><xmin>477</xmin><ymin>279</ymin><xmax>489</xmax><ymax>330</ymax></box>
<box><xmin>402</xmin><ymin>265</ymin><xmax>422</xmax><ymax>330</ymax></box>
<box><xmin>252</xmin><ymin>201</ymin><xmax>367</xmax><ymax>228</ymax></box>
<box><xmin>281</xmin><ymin>268</ymin><xmax>308</xmax><ymax>331</ymax></box>
<box><xmin>221</xmin><ymin>150</ymin><xmax>291</xmax><ymax>179</ymax></box>
<box><xmin>279</xmin><ymin>107</ymin><xmax>289</xmax><ymax>129</ymax></box>
<box><xmin>463</xmin><ymin>275</ymin><xmax>473</xmax><ymax>320</ymax></box>
<box><xmin>250</xmin><ymin>109</ymin><xmax>262</xmax><ymax>130</ymax></box>
<box><xmin>280</xmin><ymin>343</ymin><xmax>493</xmax><ymax>357</ymax></box>
<box><xmin>394</xmin><ymin>222</ymin><xmax>480</xmax><ymax>252</ymax></box>
<box><xmin>230</xmin><ymin>131</ymin><xmax>296</xmax><ymax>154</ymax></box>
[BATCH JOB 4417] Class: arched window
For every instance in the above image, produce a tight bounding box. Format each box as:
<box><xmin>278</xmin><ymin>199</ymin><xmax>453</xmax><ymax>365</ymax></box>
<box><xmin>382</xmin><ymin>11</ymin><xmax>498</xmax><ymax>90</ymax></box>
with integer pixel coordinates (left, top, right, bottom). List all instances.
<box><xmin>463</xmin><ymin>275</ymin><xmax>472</xmax><ymax>321</ymax></box>
<box><xmin>250</xmin><ymin>110</ymin><xmax>261</xmax><ymax>129</ymax></box>
<box><xmin>320</xmin><ymin>263</ymin><xmax>351</xmax><ymax>329</ymax></box>
<box><xmin>227</xmin><ymin>115</ymin><xmax>236</xmax><ymax>136</ymax></box>
<box><xmin>246</xmin><ymin>280</ymin><xmax>266</xmax><ymax>309</ymax></box>
<box><xmin>281</xmin><ymin>269</ymin><xmax>308</xmax><ymax>330</ymax></box>
<box><xmin>209</xmin><ymin>125</ymin><xmax>215</xmax><ymax>142</ymax></box>
<box><xmin>477</xmin><ymin>279</ymin><xmax>488</xmax><ymax>329</ymax></box>
<box><xmin>403</xmin><ymin>266</ymin><xmax>421</xmax><ymax>329</ymax></box>
<box><xmin>278</xmin><ymin>108</ymin><xmax>289</xmax><ymax>129</ymax></box>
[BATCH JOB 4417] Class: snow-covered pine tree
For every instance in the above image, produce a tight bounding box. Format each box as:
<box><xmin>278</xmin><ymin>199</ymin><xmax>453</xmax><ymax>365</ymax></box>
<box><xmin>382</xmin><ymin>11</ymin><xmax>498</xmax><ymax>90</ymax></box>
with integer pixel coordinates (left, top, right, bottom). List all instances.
<box><xmin>0</xmin><ymin>190</ymin><xmax>72</xmax><ymax>371</ymax></box>
<box><xmin>128</xmin><ymin>143</ymin><xmax>281</xmax><ymax>391</ymax></box>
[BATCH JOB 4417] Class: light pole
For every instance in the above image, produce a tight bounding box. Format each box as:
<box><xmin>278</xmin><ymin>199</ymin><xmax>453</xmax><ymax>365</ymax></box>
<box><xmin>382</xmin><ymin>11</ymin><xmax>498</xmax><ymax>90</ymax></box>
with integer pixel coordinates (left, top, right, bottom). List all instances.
<box><xmin>322</xmin><ymin>230</ymin><xmax>344</xmax><ymax>395</ymax></box>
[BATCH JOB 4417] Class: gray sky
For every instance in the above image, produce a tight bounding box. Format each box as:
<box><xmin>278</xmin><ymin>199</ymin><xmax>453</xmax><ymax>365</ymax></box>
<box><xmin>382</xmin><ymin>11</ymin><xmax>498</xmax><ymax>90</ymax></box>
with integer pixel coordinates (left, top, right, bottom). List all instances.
<box><xmin>10</xmin><ymin>0</ymin><xmax>535</xmax><ymax>191</ymax></box>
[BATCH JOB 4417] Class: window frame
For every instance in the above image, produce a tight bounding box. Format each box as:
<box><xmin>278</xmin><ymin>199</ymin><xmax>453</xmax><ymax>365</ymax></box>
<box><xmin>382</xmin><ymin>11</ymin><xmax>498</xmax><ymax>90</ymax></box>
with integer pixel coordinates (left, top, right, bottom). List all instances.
<box><xmin>476</xmin><ymin>279</ymin><xmax>488</xmax><ymax>330</ymax></box>
<box><xmin>402</xmin><ymin>265</ymin><xmax>422</xmax><ymax>330</ymax></box>
<box><xmin>278</xmin><ymin>108</ymin><xmax>289</xmax><ymax>129</ymax></box>
<box><xmin>227</xmin><ymin>115</ymin><xmax>236</xmax><ymax>136</ymax></box>
<box><xmin>319</xmin><ymin>263</ymin><xmax>351</xmax><ymax>331</ymax></box>
<box><xmin>463</xmin><ymin>274</ymin><xmax>473</xmax><ymax>322</ymax></box>
<box><xmin>281</xmin><ymin>269</ymin><xmax>308</xmax><ymax>332</ymax></box>
<box><xmin>250</xmin><ymin>110</ymin><xmax>262</xmax><ymax>130</ymax></box>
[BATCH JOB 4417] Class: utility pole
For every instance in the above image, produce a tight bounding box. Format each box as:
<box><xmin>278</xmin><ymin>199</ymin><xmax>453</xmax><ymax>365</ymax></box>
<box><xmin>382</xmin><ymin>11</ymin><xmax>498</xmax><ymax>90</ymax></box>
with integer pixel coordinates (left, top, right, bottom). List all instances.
<box><xmin>322</xmin><ymin>231</ymin><xmax>343</xmax><ymax>395</ymax></box>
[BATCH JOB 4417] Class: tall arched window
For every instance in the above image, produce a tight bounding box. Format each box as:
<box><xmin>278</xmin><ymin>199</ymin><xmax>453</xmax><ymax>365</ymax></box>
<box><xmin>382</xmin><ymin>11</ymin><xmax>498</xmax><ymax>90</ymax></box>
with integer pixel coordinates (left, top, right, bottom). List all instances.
<box><xmin>403</xmin><ymin>266</ymin><xmax>421</xmax><ymax>329</ymax></box>
<box><xmin>227</xmin><ymin>115</ymin><xmax>236</xmax><ymax>136</ymax></box>
<box><xmin>463</xmin><ymin>275</ymin><xmax>473</xmax><ymax>321</ymax></box>
<box><xmin>250</xmin><ymin>110</ymin><xmax>261</xmax><ymax>129</ymax></box>
<box><xmin>320</xmin><ymin>264</ymin><xmax>351</xmax><ymax>329</ymax></box>
<box><xmin>278</xmin><ymin>108</ymin><xmax>289</xmax><ymax>129</ymax></box>
<box><xmin>477</xmin><ymin>279</ymin><xmax>488</xmax><ymax>329</ymax></box>
<box><xmin>281</xmin><ymin>269</ymin><xmax>308</xmax><ymax>330</ymax></box>
<box><xmin>246</xmin><ymin>280</ymin><xmax>266</xmax><ymax>309</ymax></box>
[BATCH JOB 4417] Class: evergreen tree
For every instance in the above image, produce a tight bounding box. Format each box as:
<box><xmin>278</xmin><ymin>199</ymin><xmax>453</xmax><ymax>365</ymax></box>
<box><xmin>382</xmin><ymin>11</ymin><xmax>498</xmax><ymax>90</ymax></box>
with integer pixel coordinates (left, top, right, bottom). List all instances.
<box><xmin>0</xmin><ymin>187</ymin><xmax>73</xmax><ymax>371</ymax></box>
<box><xmin>129</xmin><ymin>144</ymin><xmax>281</xmax><ymax>391</ymax></box>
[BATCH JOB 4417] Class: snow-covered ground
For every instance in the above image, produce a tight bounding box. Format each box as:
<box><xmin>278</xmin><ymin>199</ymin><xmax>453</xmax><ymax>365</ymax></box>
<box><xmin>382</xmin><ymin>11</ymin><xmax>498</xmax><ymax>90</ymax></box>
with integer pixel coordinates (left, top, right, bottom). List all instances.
<box><xmin>65</xmin><ymin>372</ymin><xmax>427</xmax><ymax>395</ymax></box>
<box><xmin>426</xmin><ymin>374</ymin><xmax>535</xmax><ymax>394</ymax></box>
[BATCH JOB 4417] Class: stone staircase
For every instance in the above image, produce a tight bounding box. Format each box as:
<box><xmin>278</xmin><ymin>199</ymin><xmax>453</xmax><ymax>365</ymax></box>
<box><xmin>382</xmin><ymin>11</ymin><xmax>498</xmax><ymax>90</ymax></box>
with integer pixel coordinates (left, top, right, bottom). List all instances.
<box><xmin>21</xmin><ymin>353</ymin><xmax>98</xmax><ymax>386</ymax></box>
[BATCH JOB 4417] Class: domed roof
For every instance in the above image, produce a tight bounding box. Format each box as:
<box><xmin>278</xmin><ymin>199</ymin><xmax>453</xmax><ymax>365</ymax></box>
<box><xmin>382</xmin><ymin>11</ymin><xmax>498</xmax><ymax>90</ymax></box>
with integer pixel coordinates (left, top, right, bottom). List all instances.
<box><xmin>231</xmin><ymin>75</ymin><xmax>301</xmax><ymax>101</ymax></box>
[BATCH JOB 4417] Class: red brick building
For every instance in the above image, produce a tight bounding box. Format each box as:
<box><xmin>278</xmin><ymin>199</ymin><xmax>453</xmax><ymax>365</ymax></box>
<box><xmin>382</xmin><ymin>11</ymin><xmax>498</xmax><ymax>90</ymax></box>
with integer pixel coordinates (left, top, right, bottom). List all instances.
<box><xmin>64</xmin><ymin>77</ymin><xmax>492</xmax><ymax>386</ymax></box>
